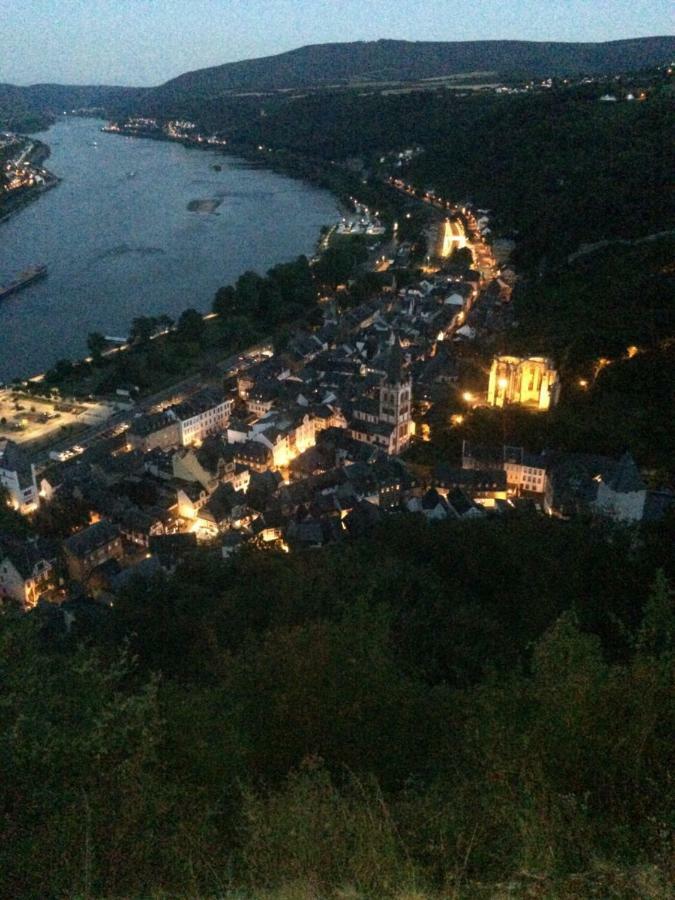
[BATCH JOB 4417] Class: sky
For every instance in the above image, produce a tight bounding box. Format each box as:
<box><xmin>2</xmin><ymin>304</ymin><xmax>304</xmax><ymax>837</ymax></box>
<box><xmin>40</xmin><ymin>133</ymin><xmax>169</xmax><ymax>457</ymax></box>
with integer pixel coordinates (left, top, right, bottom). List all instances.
<box><xmin>2</xmin><ymin>0</ymin><xmax>673</xmax><ymax>86</ymax></box>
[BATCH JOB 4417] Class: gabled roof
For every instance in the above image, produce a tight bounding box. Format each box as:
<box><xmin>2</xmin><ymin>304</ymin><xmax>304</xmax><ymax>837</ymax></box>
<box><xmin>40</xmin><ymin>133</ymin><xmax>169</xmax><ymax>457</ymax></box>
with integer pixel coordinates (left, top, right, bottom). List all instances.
<box><xmin>385</xmin><ymin>333</ymin><xmax>405</xmax><ymax>384</ymax></box>
<box><xmin>0</xmin><ymin>535</ymin><xmax>57</xmax><ymax>580</ymax></box>
<box><xmin>607</xmin><ymin>452</ymin><xmax>645</xmax><ymax>493</ymax></box>
<box><xmin>201</xmin><ymin>483</ymin><xmax>243</xmax><ymax>523</ymax></box>
<box><xmin>0</xmin><ymin>439</ymin><xmax>33</xmax><ymax>488</ymax></box>
<box><xmin>446</xmin><ymin>487</ymin><xmax>479</xmax><ymax>517</ymax></box>
<box><xmin>64</xmin><ymin>521</ymin><xmax>120</xmax><ymax>559</ymax></box>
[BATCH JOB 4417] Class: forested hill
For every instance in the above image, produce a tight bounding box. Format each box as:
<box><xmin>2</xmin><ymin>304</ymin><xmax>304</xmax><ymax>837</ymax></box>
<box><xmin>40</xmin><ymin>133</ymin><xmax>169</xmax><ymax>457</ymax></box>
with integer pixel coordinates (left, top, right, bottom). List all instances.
<box><xmin>3</xmin><ymin>36</ymin><xmax>672</xmax><ymax>128</ymax></box>
<box><xmin>151</xmin><ymin>37</ymin><xmax>675</xmax><ymax>101</ymax></box>
<box><xmin>0</xmin><ymin>83</ymin><xmax>145</xmax><ymax>130</ymax></box>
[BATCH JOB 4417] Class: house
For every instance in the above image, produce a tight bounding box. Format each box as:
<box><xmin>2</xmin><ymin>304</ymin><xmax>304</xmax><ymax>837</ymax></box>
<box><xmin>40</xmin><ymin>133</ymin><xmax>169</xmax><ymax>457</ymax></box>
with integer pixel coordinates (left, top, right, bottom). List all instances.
<box><xmin>172</xmin><ymin>437</ymin><xmax>234</xmax><ymax>491</ymax></box>
<box><xmin>174</xmin><ymin>480</ymin><xmax>210</xmax><ymax>520</ymax></box>
<box><xmin>446</xmin><ymin>487</ymin><xmax>484</xmax><ymax>519</ymax></box>
<box><xmin>117</xmin><ymin>508</ymin><xmax>167</xmax><ymax>547</ymax></box>
<box><xmin>0</xmin><ymin>536</ymin><xmax>57</xmax><ymax>608</ymax></box>
<box><xmin>433</xmin><ymin>464</ymin><xmax>507</xmax><ymax>504</ymax></box>
<box><xmin>149</xmin><ymin>532</ymin><xmax>197</xmax><ymax>570</ymax></box>
<box><xmin>407</xmin><ymin>488</ymin><xmax>449</xmax><ymax>520</ymax></box>
<box><xmin>0</xmin><ymin>439</ymin><xmax>39</xmax><ymax>513</ymax></box>
<box><xmin>170</xmin><ymin>389</ymin><xmax>233</xmax><ymax>446</ymax></box>
<box><xmin>592</xmin><ymin>452</ymin><xmax>647</xmax><ymax>523</ymax></box>
<box><xmin>233</xmin><ymin>440</ymin><xmax>273</xmax><ymax>473</ymax></box>
<box><xmin>127</xmin><ymin>411</ymin><xmax>180</xmax><ymax>452</ymax></box>
<box><xmin>63</xmin><ymin>521</ymin><xmax>124</xmax><ymax>582</ymax></box>
<box><xmin>462</xmin><ymin>442</ymin><xmax>547</xmax><ymax>496</ymax></box>
<box><xmin>198</xmin><ymin>483</ymin><xmax>247</xmax><ymax>530</ymax></box>
<box><xmin>547</xmin><ymin>451</ymin><xmax>674</xmax><ymax>524</ymax></box>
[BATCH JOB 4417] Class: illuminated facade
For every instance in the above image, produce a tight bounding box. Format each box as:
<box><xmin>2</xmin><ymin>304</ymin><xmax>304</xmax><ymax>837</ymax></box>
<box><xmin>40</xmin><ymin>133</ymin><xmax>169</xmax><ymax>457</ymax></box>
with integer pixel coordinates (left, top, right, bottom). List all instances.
<box><xmin>439</xmin><ymin>218</ymin><xmax>467</xmax><ymax>258</ymax></box>
<box><xmin>487</xmin><ymin>356</ymin><xmax>560</xmax><ymax>411</ymax></box>
<box><xmin>0</xmin><ymin>439</ymin><xmax>39</xmax><ymax>514</ymax></box>
<box><xmin>378</xmin><ymin>336</ymin><xmax>413</xmax><ymax>455</ymax></box>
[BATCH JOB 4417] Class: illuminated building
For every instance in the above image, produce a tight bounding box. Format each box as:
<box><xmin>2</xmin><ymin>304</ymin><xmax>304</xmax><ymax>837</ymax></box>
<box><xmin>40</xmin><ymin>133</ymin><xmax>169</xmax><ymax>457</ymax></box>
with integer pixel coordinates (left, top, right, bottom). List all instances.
<box><xmin>487</xmin><ymin>356</ymin><xmax>560</xmax><ymax>410</ymax></box>
<box><xmin>438</xmin><ymin>217</ymin><xmax>467</xmax><ymax>258</ymax></box>
<box><xmin>376</xmin><ymin>335</ymin><xmax>413</xmax><ymax>455</ymax></box>
<box><xmin>0</xmin><ymin>439</ymin><xmax>39</xmax><ymax>514</ymax></box>
<box><xmin>0</xmin><ymin>537</ymin><xmax>56</xmax><ymax>608</ymax></box>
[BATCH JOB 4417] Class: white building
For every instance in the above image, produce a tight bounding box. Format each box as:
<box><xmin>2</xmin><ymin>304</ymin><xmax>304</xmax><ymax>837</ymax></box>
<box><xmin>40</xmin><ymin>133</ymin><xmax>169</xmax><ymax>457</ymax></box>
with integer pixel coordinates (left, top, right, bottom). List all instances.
<box><xmin>171</xmin><ymin>390</ymin><xmax>233</xmax><ymax>446</ymax></box>
<box><xmin>0</xmin><ymin>439</ymin><xmax>39</xmax><ymax>513</ymax></box>
<box><xmin>0</xmin><ymin>538</ymin><xmax>56</xmax><ymax>608</ymax></box>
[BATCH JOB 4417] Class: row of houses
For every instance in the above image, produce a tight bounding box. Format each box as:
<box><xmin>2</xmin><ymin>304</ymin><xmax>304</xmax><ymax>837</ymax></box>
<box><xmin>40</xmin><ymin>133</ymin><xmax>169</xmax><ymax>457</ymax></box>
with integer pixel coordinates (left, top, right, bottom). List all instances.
<box><xmin>462</xmin><ymin>441</ymin><xmax>673</xmax><ymax>523</ymax></box>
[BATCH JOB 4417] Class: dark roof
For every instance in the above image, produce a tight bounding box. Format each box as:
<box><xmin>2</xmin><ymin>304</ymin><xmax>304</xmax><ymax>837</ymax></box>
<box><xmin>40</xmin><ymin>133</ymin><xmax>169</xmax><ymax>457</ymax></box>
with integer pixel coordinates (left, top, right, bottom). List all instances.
<box><xmin>149</xmin><ymin>532</ymin><xmax>197</xmax><ymax>560</ymax></box>
<box><xmin>608</xmin><ymin>452</ymin><xmax>645</xmax><ymax>493</ymax></box>
<box><xmin>422</xmin><ymin>488</ymin><xmax>447</xmax><ymax>510</ymax></box>
<box><xmin>642</xmin><ymin>490</ymin><xmax>675</xmax><ymax>523</ymax></box>
<box><xmin>234</xmin><ymin>440</ymin><xmax>273</xmax><ymax>463</ymax></box>
<box><xmin>201</xmin><ymin>483</ymin><xmax>243</xmax><ymax>523</ymax></box>
<box><xmin>446</xmin><ymin>487</ymin><xmax>477</xmax><ymax>517</ymax></box>
<box><xmin>111</xmin><ymin>555</ymin><xmax>163</xmax><ymax>591</ymax></box>
<box><xmin>0</xmin><ymin>439</ymin><xmax>33</xmax><ymax>488</ymax></box>
<box><xmin>343</xmin><ymin>499</ymin><xmax>382</xmax><ymax>536</ymax></box>
<box><xmin>64</xmin><ymin>521</ymin><xmax>120</xmax><ymax>559</ymax></box>
<box><xmin>0</xmin><ymin>535</ymin><xmax>57</xmax><ymax>580</ymax></box>
<box><xmin>385</xmin><ymin>334</ymin><xmax>405</xmax><ymax>384</ymax></box>
<box><xmin>434</xmin><ymin>464</ymin><xmax>506</xmax><ymax>491</ymax></box>
<box><xmin>128</xmin><ymin>410</ymin><xmax>177</xmax><ymax>437</ymax></box>
<box><xmin>195</xmin><ymin>434</ymin><xmax>230</xmax><ymax>474</ymax></box>
<box><xmin>171</xmin><ymin>388</ymin><xmax>228</xmax><ymax>422</ymax></box>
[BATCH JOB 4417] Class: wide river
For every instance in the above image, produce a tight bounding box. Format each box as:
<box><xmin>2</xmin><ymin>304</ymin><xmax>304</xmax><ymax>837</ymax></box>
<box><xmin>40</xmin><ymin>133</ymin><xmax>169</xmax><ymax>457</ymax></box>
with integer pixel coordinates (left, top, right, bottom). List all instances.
<box><xmin>0</xmin><ymin>117</ymin><xmax>338</xmax><ymax>381</ymax></box>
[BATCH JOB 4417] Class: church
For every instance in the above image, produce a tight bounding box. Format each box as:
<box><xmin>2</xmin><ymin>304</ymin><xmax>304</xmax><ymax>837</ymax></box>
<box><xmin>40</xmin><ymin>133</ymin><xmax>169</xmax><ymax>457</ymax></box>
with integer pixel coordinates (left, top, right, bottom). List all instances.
<box><xmin>349</xmin><ymin>334</ymin><xmax>414</xmax><ymax>456</ymax></box>
<box><xmin>487</xmin><ymin>355</ymin><xmax>560</xmax><ymax>411</ymax></box>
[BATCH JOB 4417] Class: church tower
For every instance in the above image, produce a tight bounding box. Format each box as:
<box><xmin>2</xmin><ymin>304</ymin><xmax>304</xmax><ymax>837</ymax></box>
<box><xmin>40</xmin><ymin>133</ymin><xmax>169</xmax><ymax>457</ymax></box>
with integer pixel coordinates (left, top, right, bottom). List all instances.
<box><xmin>379</xmin><ymin>334</ymin><xmax>413</xmax><ymax>454</ymax></box>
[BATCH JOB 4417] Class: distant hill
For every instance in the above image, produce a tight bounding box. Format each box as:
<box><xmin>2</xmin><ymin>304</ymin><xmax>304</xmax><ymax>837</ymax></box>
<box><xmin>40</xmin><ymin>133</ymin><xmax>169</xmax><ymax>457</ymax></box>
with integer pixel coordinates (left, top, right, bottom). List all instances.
<box><xmin>150</xmin><ymin>37</ymin><xmax>675</xmax><ymax>102</ymax></box>
<box><xmin>0</xmin><ymin>83</ymin><xmax>146</xmax><ymax>129</ymax></box>
<box><xmin>2</xmin><ymin>37</ymin><xmax>673</xmax><ymax>125</ymax></box>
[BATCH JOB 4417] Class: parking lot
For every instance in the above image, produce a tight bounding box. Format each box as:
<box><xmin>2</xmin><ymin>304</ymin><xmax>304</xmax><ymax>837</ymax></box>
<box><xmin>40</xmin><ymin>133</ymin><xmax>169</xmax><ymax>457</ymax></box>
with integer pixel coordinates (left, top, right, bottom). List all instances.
<box><xmin>0</xmin><ymin>389</ymin><xmax>117</xmax><ymax>448</ymax></box>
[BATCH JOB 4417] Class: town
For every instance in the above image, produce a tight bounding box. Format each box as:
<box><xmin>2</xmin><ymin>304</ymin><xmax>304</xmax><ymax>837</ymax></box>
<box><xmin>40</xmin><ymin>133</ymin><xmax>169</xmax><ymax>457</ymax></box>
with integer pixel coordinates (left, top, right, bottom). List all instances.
<box><xmin>2</xmin><ymin>184</ymin><xmax>671</xmax><ymax>611</ymax></box>
<box><xmin>0</xmin><ymin>131</ymin><xmax>59</xmax><ymax>219</ymax></box>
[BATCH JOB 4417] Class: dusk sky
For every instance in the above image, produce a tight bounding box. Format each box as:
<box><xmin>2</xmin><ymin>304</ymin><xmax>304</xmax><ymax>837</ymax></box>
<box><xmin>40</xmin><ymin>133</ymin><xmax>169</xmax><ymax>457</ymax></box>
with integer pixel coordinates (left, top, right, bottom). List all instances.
<box><xmin>3</xmin><ymin>0</ymin><xmax>673</xmax><ymax>86</ymax></box>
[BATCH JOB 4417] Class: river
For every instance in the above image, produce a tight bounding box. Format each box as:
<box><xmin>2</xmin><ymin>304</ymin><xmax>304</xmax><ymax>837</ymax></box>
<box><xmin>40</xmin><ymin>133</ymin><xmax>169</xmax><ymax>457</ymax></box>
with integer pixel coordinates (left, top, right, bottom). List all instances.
<box><xmin>0</xmin><ymin>118</ymin><xmax>338</xmax><ymax>381</ymax></box>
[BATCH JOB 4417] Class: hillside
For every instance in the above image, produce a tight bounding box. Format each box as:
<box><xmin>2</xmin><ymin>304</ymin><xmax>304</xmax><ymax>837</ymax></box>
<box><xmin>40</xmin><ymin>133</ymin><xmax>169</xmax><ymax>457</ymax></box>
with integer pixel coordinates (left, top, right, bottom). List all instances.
<box><xmin>0</xmin><ymin>83</ymin><xmax>145</xmax><ymax>129</ymax></box>
<box><xmin>3</xmin><ymin>36</ymin><xmax>672</xmax><ymax>126</ymax></box>
<box><xmin>150</xmin><ymin>37</ymin><xmax>675</xmax><ymax>102</ymax></box>
<box><xmin>215</xmin><ymin>81</ymin><xmax>673</xmax><ymax>269</ymax></box>
<box><xmin>2</xmin><ymin>516</ymin><xmax>673</xmax><ymax>897</ymax></box>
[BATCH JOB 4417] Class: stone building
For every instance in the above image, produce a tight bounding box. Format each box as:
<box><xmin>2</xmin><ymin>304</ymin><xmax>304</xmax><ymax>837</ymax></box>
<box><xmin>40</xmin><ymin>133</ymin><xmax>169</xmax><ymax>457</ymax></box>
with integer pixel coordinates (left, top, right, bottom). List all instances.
<box><xmin>487</xmin><ymin>356</ymin><xmax>560</xmax><ymax>410</ymax></box>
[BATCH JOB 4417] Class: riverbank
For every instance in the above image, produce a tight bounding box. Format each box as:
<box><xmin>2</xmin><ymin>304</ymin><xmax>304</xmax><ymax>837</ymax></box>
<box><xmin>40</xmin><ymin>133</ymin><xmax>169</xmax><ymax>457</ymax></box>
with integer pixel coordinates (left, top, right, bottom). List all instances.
<box><xmin>0</xmin><ymin>139</ymin><xmax>60</xmax><ymax>225</ymax></box>
<box><xmin>0</xmin><ymin>117</ymin><xmax>338</xmax><ymax>382</ymax></box>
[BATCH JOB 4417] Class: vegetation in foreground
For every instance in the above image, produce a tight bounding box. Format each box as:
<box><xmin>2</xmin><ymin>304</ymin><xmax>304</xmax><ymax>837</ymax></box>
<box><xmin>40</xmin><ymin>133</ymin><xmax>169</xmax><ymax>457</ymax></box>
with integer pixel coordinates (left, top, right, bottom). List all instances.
<box><xmin>1</xmin><ymin>515</ymin><xmax>673</xmax><ymax>898</ymax></box>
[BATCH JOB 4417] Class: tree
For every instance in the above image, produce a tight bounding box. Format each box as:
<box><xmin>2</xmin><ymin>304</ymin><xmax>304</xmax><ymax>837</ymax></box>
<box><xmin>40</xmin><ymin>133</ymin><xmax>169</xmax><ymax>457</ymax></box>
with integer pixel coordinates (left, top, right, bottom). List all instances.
<box><xmin>33</xmin><ymin>492</ymin><xmax>91</xmax><ymax>539</ymax></box>
<box><xmin>212</xmin><ymin>284</ymin><xmax>237</xmax><ymax>317</ymax></box>
<box><xmin>128</xmin><ymin>316</ymin><xmax>157</xmax><ymax>347</ymax></box>
<box><xmin>86</xmin><ymin>332</ymin><xmax>107</xmax><ymax>365</ymax></box>
<box><xmin>44</xmin><ymin>358</ymin><xmax>74</xmax><ymax>385</ymax></box>
<box><xmin>0</xmin><ymin>485</ymin><xmax>30</xmax><ymax>537</ymax></box>
<box><xmin>176</xmin><ymin>308</ymin><xmax>206</xmax><ymax>343</ymax></box>
<box><xmin>235</xmin><ymin>271</ymin><xmax>266</xmax><ymax>313</ymax></box>
<box><xmin>314</xmin><ymin>236</ymin><xmax>368</xmax><ymax>288</ymax></box>
<box><xmin>451</xmin><ymin>246</ymin><xmax>473</xmax><ymax>270</ymax></box>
